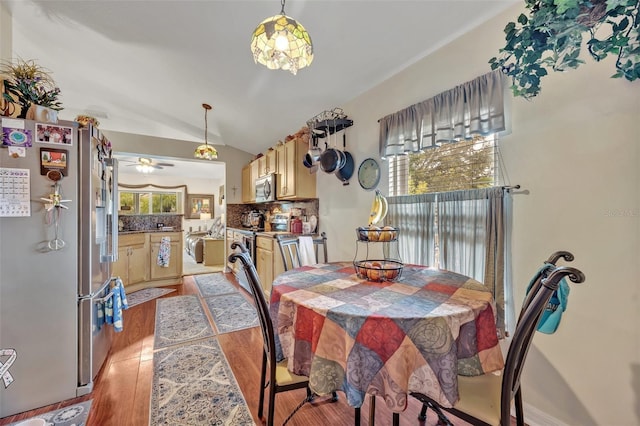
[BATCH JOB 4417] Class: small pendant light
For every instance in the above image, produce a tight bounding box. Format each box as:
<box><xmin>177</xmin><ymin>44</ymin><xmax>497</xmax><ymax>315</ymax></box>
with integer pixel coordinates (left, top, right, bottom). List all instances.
<box><xmin>194</xmin><ymin>103</ymin><xmax>218</xmax><ymax>160</ymax></box>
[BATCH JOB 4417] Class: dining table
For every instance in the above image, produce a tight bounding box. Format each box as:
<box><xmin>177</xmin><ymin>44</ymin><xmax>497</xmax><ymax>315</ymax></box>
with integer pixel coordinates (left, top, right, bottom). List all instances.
<box><xmin>269</xmin><ymin>261</ymin><xmax>505</xmax><ymax>414</ymax></box>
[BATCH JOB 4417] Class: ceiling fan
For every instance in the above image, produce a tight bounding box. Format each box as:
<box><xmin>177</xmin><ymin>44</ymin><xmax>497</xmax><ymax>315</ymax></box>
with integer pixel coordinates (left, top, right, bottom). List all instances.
<box><xmin>123</xmin><ymin>157</ymin><xmax>175</xmax><ymax>173</ymax></box>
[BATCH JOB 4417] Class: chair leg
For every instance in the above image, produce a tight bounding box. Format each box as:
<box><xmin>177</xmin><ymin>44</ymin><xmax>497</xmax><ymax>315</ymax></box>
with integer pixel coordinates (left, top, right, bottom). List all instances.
<box><xmin>368</xmin><ymin>395</ymin><xmax>375</xmax><ymax>426</ymax></box>
<box><xmin>331</xmin><ymin>391</ymin><xmax>339</xmax><ymax>402</ymax></box>
<box><xmin>258</xmin><ymin>352</ymin><xmax>267</xmax><ymax>420</ymax></box>
<box><xmin>354</xmin><ymin>407</ymin><xmax>361</xmax><ymax>426</ymax></box>
<box><xmin>515</xmin><ymin>389</ymin><xmax>525</xmax><ymax>426</ymax></box>
<box><xmin>392</xmin><ymin>412</ymin><xmax>400</xmax><ymax>426</ymax></box>
<box><xmin>418</xmin><ymin>403</ymin><xmax>428</xmax><ymax>421</ymax></box>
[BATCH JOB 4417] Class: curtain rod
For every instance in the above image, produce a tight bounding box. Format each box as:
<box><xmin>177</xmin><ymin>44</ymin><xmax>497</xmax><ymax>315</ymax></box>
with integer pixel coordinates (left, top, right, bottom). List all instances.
<box><xmin>502</xmin><ymin>185</ymin><xmax>520</xmax><ymax>191</ymax></box>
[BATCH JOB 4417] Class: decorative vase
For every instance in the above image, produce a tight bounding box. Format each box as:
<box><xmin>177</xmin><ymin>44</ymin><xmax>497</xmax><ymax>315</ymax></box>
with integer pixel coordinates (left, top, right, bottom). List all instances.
<box><xmin>26</xmin><ymin>104</ymin><xmax>58</xmax><ymax>123</ymax></box>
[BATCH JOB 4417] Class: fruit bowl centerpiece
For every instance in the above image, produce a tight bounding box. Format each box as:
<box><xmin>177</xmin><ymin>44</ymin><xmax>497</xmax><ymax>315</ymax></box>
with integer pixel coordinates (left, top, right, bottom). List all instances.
<box><xmin>357</xmin><ymin>226</ymin><xmax>398</xmax><ymax>242</ymax></box>
<box><xmin>354</xmin><ymin>259</ymin><xmax>403</xmax><ymax>282</ymax></box>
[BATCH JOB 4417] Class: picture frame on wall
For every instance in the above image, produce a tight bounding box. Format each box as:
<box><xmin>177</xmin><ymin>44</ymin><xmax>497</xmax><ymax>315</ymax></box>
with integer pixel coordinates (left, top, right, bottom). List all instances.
<box><xmin>186</xmin><ymin>193</ymin><xmax>214</xmax><ymax>219</ymax></box>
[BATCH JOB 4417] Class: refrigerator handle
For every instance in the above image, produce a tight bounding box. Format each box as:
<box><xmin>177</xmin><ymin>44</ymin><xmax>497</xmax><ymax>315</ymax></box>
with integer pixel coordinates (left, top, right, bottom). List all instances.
<box><xmin>105</xmin><ymin>157</ymin><xmax>119</xmax><ymax>262</ymax></box>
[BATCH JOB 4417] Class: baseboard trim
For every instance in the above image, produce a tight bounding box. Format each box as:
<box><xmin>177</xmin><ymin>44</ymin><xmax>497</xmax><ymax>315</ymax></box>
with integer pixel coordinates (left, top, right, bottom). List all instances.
<box><xmin>513</xmin><ymin>402</ymin><xmax>569</xmax><ymax>426</ymax></box>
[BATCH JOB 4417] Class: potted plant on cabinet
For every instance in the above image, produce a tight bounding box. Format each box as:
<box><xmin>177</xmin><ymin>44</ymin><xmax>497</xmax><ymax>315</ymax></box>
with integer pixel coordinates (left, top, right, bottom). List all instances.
<box><xmin>0</xmin><ymin>57</ymin><xmax>63</xmax><ymax>120</ymax></box>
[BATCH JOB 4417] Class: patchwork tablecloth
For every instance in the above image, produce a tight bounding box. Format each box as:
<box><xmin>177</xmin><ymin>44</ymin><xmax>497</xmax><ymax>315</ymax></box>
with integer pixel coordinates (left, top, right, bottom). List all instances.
<box><xmin>270</xmin><ymin>262</ymin><xmax>504</xmax><ymax>412</ymax></box>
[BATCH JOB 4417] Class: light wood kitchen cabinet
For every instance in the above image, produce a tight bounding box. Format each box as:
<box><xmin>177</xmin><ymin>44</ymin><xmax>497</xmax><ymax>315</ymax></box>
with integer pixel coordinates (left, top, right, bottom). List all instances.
<box><xmin>241</xmin><ymin>163</ymin><xmax>252</xmax><ymax>203</ymax></box>
<box><xmin>258</xmin><ymin>149</ymin><xmax>277</xmax><ymax>177</ymax></box>
<box><xmin>112</xmin><ymin>233</ymin><xmax>149</xmax><ymax>287</ymax></box>
<box><xmin>256</xmin><ymin>235</ymin><xmax>284</xmax><ymax>297</ymax></box>
<box><xmin>150</xmin><ymin>232</ymin><xmax>183</xmax><ymax>280</ymax></box>
<box><xmin>202</xmin><ymin>237</ymin><xmax>225</xmax><ymax>266</ymax></box>
<box><xmin>114</xmin><ymin>231</ymin><xmax>183</xmax><ymax>293</ymax></box>
<box><xmin>276</xmin><ymin>138</ymin><xmax>316</xmax><ymax>200</ymax></box>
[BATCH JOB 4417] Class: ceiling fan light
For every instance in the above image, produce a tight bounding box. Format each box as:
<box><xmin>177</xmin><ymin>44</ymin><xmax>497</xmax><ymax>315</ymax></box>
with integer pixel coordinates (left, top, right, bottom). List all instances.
<box><xmin>136</xmin><ymin>164</ymin><xmax>154</xmax><ymax>173</ymax></box>
<box><xmin>250</xmin><ymin>3</ymin><xmax>313</xmax><ymax>75</ymax></box>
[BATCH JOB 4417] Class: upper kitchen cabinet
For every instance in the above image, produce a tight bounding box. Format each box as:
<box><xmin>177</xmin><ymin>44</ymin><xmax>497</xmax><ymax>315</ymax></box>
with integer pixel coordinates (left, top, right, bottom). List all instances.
<box><xmin>276</xmin><ymin>138</ymin><xmax>316</xmax><ymax>200</ymax></box>
<box><xmin>257</xmin><ymin>149</ymin><xmax>277</xmax><ymax>177</ymax></box>
<box><xmin>241</xmin><ymin>162</ymin><xmax>258</xmax><ymax>203</ymax></box>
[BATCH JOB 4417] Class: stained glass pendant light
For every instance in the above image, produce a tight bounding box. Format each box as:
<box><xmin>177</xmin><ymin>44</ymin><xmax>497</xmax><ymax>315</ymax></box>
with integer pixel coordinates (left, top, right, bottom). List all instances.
<box><xmin>250</xmin><ymin>0</ymin><xmax>313</xmax><ymax>75</ymax></box>
<box><xmin>194</xmin><ymin>103</ymin><xmax>218</xmax><ymax>160</ymax></box>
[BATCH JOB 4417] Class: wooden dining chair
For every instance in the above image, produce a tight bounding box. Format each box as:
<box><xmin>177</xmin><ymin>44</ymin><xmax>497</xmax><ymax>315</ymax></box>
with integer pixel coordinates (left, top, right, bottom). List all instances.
<box><xmin>408</xmin><ymin>261</ymin><xmax>586</xmax><ymax>426</ymax></box>
<box><xmin>276</xmin><ymin>231</ymin><xmax>328</xmax><ymax>271</ymax></box>
<box><xmin>228</xmin><ymin>242</ymin><xmax>344</xmax><ymax>426</ymax></box>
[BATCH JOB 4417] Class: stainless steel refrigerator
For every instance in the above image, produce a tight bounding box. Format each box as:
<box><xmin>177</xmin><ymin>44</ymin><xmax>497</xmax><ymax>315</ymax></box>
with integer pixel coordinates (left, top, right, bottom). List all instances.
<box><xmin>0</xmin><ymin>118</ymin><xmax>118</xmax><ymax>417</ymax></box>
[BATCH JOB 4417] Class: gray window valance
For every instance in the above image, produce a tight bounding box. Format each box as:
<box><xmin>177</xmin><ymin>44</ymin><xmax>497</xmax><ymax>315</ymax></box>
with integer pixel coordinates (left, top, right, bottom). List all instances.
<box><xmin>379</xmin><ymin>70</ymin><xmax>508</xmax><ymax>158</ymax></box>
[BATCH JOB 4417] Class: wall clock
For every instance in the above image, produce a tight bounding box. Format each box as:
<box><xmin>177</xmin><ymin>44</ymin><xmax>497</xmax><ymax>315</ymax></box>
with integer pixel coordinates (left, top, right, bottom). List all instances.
<box><xmin>357</xmin><ymin>157</ymin><xmax>380</xmax><ymax>190</ymax></box>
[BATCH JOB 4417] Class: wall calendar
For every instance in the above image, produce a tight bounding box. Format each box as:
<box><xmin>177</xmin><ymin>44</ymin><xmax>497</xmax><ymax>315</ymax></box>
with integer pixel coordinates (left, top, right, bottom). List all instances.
<box><xmin>0</xmin><ymin>168</ymin><xmax>31</xmax><ymax>217</ymax></box>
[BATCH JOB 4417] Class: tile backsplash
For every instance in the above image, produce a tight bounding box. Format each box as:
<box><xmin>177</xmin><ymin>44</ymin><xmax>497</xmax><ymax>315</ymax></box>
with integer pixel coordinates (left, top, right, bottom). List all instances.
<box><xmin>227</xmin><ymin>200</ymin><xmax>319</xmax><ymax>230</ymax></box>
<box><xmin>119</xmin><ymin>214</ymin><xmax>183</xmax><ymax>231</ymax></box>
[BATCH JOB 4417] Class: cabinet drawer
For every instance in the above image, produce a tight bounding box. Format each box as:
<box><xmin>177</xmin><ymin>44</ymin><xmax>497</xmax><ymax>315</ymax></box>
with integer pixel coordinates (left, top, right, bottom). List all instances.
<box><xmin>119</xmin><ymin>233</ymin><xmax>146</xmax><ymax>247</ymax></box>
<box><xmin>256</xmin><ymin>236</ymin><xmax>274</xmax><ymax>251</ymax></box>
<box><xmin>150</xmin><ymin>232</ymin><xmax>181</xmax><ymax>244</ymax></box>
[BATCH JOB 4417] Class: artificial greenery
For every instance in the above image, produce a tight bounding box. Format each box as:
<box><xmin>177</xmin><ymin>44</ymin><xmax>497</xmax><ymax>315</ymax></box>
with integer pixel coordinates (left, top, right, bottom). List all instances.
<box><xmin>0</xmin><ymin>58</ymin><xmax>63</xmax><ymax>118</ymax></box>
<box><xmin>489</xmin><ymin>0</ymin><xmax>639</xmax><ymax>98</ymax></box>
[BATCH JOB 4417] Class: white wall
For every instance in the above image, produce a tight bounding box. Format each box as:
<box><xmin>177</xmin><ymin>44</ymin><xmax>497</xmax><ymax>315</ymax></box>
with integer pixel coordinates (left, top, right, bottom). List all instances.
<box><xmin>106</xmin><ymin>130</ymin><xmax>253</xmax><ymax>206</ymax></box>
<box><xmin>317</xmin><ymin>4</ymin><xmax>639</xmax><ymax>425</ymax></box>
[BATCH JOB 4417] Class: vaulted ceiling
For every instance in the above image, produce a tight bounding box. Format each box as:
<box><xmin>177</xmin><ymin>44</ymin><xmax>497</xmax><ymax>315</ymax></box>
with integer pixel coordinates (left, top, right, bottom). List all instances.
<box><xmin>6</xmin><ymin>0</ymin><xmax>516</xmax><ymax>156</ymax></box>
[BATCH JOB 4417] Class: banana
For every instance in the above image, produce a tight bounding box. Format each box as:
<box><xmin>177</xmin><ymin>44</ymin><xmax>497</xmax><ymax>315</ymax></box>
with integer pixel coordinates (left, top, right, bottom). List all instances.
<box><xmin>368</xmin><ymin>193</ymin><xmax>381</xmax><ymax>225</ymax></box>
<box><xmin>368</xmin><ymin>190</ymin><xmax>388</xmax><ymax>225</ymax></box>
<box><xmin>378</xmin><ymin>192</ymin><xmax>388</xmax><ymax>224</ymax></box>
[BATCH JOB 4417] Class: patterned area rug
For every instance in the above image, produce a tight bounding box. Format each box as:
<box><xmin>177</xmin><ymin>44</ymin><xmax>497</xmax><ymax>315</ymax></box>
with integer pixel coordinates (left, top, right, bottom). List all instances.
<box><xmin>154</xmin><ymin>295</ymin><xmax>215</xmax><ymax>349</ymax></box>
<box><xmin>194</xmin><ymin>273</ymin><xmax>237</xmax><ymax>297</ymax></box>
<box><xmin>149</xmin><ymin>338</ymin><xmax>255</xmax><ymax>425</ymax></box>
<box><xmin>203</xmin><ymin>293</ymin><xmax>259</xmax><ymax>334</ymax></box>
<box><xmin>126</xmin><ymin>287</ymin><xmax>175</xmax><ymax>308</ymax></box>
<box><xmin>8</xmin><ymin>400</ymin><xmax>92</xmax><ymax>426</ymax></box>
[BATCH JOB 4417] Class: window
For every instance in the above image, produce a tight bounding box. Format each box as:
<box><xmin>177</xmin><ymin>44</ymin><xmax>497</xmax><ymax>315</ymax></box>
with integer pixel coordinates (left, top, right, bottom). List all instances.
<box><xmin>389</xmin><ymin>135</ymin><xmax>497</xmax><ymax>196</ymax></box>
<box><xmin>119</xmin><ymin>190</ymin><xmax>181</xmax><ymax>214</ymax></box>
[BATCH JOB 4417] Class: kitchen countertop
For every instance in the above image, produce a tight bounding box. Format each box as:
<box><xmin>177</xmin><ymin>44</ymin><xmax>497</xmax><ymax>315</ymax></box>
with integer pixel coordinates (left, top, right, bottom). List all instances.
<box><xmin>256</xmin><ymin>231</ymin><xmax>318</xmax><ymax>238</ymax></box>
<box><xmin>119</xmin><ymin>229</ymin><xmax>181</xmax><ymax>235</ymax></box>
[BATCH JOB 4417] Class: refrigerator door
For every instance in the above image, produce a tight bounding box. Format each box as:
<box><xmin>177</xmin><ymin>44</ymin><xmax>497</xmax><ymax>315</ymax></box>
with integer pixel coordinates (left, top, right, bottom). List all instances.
<box><xmin>0</xmin><ymin>119</ymin><xmax>79</xmax><ymax>417</ymax></box>
<box><xmin>77</xmin><ymin>278</ymin><xmax>113</xmax><ymax>393</ymax></box>
<box><xmin>77</xmin><ymin>126</ymin><xmax>117</xmax><ymax>392</ymax></box>
<box><xmin>78</xmin><ymin>126</ymin><xmax>114</xmax><ymax>297</ymax></box>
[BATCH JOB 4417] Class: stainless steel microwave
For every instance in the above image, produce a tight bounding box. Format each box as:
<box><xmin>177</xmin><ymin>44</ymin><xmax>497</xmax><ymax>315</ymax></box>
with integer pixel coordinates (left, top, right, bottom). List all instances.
<box><xmin>255</xmin><ymin>173</ymin><xmax>276</xmax><ymax>203</ymax></box>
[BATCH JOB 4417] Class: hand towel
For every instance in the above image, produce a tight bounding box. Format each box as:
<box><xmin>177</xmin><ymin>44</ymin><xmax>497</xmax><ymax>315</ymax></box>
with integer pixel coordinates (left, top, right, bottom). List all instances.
<box><xmin>525</xmin><ymin>263</ymin><xmax>570</xmax><ymax>334</ymax></box>
<box><xmin>157</xmin><ymin>236</ymin><xmax>171</xmax><ymax>267</ymax></box>
<box><xmin>105</xmin><ymin>278</ymin><xmax>129</xmax><ymax>332</ymax></box>
<box><xmin>298</xmin><ymin>236</ymin><xmax>316</xmax><ymax>266</ymax></box>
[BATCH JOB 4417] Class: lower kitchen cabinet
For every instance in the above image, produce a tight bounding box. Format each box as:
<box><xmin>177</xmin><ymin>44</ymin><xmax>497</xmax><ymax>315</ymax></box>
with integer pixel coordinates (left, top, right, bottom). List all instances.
<box><xmin>113</xmin><ymin>233</ymin><xmax>149</xmax><ymax>287</ymax></box>
<box><xmin>114</xmin><ymin>232</ymin><xmax>183</xmax><ymax>293</ymax></box>
<box><xmin>150</xmin><ymin>232</ymin><xmax>183</xmax><ymax>280</ymax></box>
<box><xmin>202</xmin><ymin>237</ymin><xmax>225</xmax><ymax>267</ymax></box>
<box><xmin>256</xmin><ymin>235</ymin><xmax>284</xmax><ymax>297</ymax></box>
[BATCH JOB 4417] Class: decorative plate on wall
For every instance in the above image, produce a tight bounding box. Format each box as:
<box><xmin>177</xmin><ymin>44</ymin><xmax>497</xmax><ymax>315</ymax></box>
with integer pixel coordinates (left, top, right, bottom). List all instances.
<box><xmin>357</xmin><ymin>158</ymin><xmax>380</xmax><ymax>190</ymax></box>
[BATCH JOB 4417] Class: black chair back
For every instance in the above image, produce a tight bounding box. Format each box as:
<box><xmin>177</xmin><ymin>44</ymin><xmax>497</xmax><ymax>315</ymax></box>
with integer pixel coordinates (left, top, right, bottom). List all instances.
<box><xmin>229</xmin><ymin>243</ymin><xmax>275</xmax><ymax>366</ymax></box>
<box><xmin>500</xmin><ymin>265</ymin><xmax>585</xmax><ymax>424</ymax></box>
<box><xmin>276</xmin><ymin>232</ymin><xmax>328</xmax><ymax>271</ymax></box>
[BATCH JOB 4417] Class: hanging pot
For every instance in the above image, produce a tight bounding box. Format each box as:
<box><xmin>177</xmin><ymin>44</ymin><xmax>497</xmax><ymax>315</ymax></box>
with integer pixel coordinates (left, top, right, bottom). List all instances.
<box><xmin>335</xmin><ymin>151</ymin><xmax>354</xmax><ymax>185</ymax></box>
<box><xmin>320</xmin><ymin>147</ymin><xmax>345</xmax><ymax>173</ymax></box>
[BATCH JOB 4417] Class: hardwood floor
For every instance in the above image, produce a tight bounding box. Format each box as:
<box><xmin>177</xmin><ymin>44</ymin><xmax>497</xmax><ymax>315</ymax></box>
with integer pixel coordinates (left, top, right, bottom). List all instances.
<box><xmin>0</xmin><ymin>273</ymin><xmax>478</xmax><ymax>426</ymax></box>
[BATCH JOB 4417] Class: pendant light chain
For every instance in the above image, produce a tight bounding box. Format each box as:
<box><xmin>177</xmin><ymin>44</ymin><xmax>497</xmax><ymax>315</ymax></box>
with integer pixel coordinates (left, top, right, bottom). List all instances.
<box><xmin>280</xmin><ymin>0</ymin><xmax>286</xmax><ymax>14</ymax></box>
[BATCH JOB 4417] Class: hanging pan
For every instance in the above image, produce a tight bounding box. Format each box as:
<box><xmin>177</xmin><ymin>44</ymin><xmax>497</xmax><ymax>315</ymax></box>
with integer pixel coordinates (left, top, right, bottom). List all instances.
<box><xmin>335</xmin><ymin>134</ymin><xmax>353</xmax><ymax>185</ymax></box>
